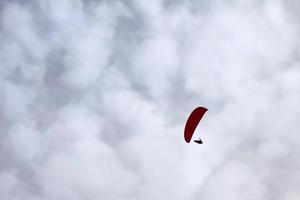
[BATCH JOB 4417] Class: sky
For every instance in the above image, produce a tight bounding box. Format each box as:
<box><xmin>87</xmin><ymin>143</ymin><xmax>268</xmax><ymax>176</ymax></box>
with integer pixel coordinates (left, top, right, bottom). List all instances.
<box><xmin>0</xmin><ymin>0</ymin><xmax>300</xmax><ymax>199</ymax></box>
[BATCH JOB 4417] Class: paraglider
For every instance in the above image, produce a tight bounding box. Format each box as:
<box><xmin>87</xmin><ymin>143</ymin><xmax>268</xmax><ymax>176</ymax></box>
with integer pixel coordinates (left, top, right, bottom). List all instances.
<box><xmin>184</xmin><ymin>106</ymin><xmax>208</xmax><ymax>144</ymax></box>
<box><xmin>194</xmin><ymin>138</ymin><xmax>203</xmax><ymax>144</ymax></box>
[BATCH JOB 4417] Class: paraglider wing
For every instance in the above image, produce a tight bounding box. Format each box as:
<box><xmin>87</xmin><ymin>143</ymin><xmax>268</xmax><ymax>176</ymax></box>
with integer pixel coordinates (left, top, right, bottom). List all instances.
<box><xmin>184</xmin><ymin>107</ymin><xmax>208</xmax><ymax>143</ymax></box>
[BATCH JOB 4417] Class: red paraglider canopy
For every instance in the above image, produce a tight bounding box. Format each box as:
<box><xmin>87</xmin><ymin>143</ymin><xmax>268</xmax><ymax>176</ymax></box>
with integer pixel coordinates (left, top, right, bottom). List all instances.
<box><xmin>184</xmin><ymin>107</ymin><xmax>208</xmax><ymax>143</ymax></box>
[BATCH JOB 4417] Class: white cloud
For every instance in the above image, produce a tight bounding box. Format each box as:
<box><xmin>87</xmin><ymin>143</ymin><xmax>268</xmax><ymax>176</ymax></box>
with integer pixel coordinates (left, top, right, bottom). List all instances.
<box><xmin>0</xmin><ymin>0</ymin><xmax>300</xmax><ymax>199</ymax></box>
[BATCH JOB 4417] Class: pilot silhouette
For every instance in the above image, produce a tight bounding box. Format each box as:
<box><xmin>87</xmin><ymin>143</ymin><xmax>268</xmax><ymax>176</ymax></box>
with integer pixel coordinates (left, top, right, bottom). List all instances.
<box><xmin>194</xmin><ymin>138</ymin><xmax>203</xmax><ymax>144</ymax></box>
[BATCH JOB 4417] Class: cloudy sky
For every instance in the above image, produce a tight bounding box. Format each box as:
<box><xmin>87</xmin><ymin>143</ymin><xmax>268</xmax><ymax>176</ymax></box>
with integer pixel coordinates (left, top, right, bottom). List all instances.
<box><xmin>1</xmin><ymin>0</ymin><xmax>300</xmax><ymax>199</ymax></box>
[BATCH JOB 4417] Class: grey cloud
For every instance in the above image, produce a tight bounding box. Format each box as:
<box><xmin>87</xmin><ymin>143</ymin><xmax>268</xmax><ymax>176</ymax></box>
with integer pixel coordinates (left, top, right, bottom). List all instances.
<box><xmin>1</xmin><ymin>0</ymin><xmax>300</xmax><ymax>199</ymax></box>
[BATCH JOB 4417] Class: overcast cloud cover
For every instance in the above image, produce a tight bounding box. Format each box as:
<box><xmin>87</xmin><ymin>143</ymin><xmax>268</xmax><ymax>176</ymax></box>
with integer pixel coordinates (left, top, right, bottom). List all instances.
<box><xmin>0</xmin><ymin>0</ymin><xmax>300</xmax><ymax>199</ymax></box>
